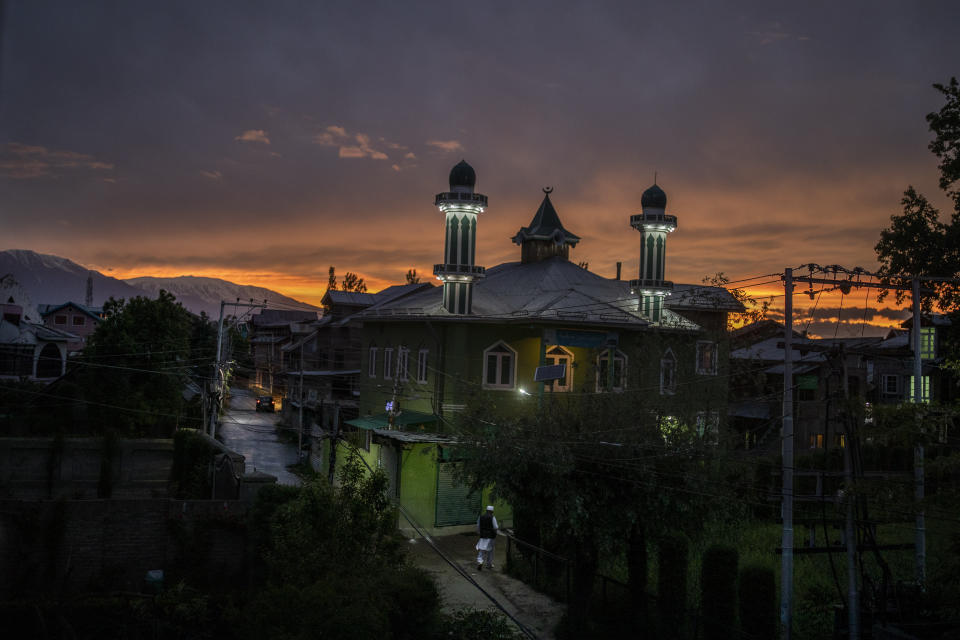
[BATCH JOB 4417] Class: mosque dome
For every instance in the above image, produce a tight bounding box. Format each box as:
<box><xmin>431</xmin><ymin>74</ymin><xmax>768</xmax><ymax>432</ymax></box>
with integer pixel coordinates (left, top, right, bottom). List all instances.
<box><xmin>641</xmin><ymin>184</ymin><xmax>667</xmax><ymax>209</ymax></box>
<box><xmin>449</xmin><ymin>160</ymin><xmax>476</xmax><ymax>190</ymax></box>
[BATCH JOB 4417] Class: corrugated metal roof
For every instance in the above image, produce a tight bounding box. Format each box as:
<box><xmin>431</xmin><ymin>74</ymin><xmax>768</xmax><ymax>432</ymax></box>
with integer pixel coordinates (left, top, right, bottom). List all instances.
<box><xmin>361</xmin><ymin>257</ymin><xmax>701</xmax><ymax>330</ymax></box>
<box><xmin>345</xmin><ymin>410</ymin><xmax>439</xmax><ymax>430</ymax></box>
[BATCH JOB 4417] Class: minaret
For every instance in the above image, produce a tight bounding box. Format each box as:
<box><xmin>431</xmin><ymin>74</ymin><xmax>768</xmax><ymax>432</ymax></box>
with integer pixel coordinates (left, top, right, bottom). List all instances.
<box><xmin>629</xmin><ymin>183</ymin><xmax>677</xmax><ymax>322</ymax></box>
<box><xmin>433</xmin><ymin>160</ymin><xmax>486</xmax><ymax>314</ymax></box>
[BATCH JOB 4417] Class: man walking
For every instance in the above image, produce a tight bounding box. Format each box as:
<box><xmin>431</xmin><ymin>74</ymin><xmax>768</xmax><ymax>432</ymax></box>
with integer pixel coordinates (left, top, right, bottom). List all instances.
<box><xmin>476</xmin><ymin>505</ymin><xmax>498</xmax><ymax>571</ymax></box>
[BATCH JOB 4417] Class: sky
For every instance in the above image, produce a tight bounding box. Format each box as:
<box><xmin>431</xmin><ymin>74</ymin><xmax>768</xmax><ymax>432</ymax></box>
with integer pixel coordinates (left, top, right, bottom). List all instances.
<box><xmin>1</xmin><ymin>1</ymin><xmax>959</xmax><ymax>334</ymax></box>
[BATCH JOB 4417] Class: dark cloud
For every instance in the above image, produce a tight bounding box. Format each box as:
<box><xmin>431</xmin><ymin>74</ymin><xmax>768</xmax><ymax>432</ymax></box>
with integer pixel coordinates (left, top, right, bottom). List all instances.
<box><xmin>1</xmin><ymin>0</ymin><xmax>959</xmax><ymax>305</ymax></box>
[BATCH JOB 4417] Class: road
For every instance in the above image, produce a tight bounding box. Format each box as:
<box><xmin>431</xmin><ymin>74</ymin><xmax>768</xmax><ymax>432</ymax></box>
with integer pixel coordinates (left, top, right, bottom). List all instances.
<box><xmin>218</xmin><ymin>387</ymin><xmax>302</xmax><ymax>486</ymax></box>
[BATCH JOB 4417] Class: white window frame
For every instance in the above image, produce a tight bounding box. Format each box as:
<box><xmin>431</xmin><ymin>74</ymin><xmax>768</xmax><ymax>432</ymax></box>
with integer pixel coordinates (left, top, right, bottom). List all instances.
<box><xmin>695</xmin><ymin>341</ymin><xmax>718</xmax><ymax>376</ymax></box>
<box><xmin>383</xmin><ymin>348</ymin><xmax>393</xmax><ymax>380</ymax></box>
<box><xmin>596</xmin><ymin>349</ymin><xmax>627</xmax><ymax>393</ymax></box>
<box><xmin>660</xmin><ymin>349</ymin><xmax>677</xmax><ymax>395</ymax></box>
<box><xmin>483</xmin><ymin>341</ymin><xmax>517</xmax><ymax>390</ymax></box>
<box><xmin>397</xmin><ymin>347</ymin><xmax>409</xmax><ymax>381</ymax></box>
<box><xmin>368</xmin><ymin>347</ymin><xmax>378</xmax><ymax>378</ymax></box>
<box><xmin>417</xmin><ymin>349</ymin><xmax>429</xmax><ymax>384</ymax></box>
<box><xmin>544</xmin><ymin>345</ymin><xmax>573</xmax><ymax>393</ymax></box>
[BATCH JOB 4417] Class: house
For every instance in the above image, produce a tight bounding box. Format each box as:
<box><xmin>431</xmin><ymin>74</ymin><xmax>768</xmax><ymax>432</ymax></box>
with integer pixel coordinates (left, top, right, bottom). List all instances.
<box><xmin>318</xmin><ymin>161</ymin><xmax>742</xmax><ymax>535</ymax></box>
<box><xmin>248</xmin><ymin>309</ymin><xmax>318</xmax><ymax>397</ymax></box>
<box><xmin>37</xmin><ymin>302</ymin><xmax>103</xmax><ymax>352</ymax></box>
<box><xmin>729</xmin><ymin>314</ymin><xmax>956</xmax><ymax>453</ymax></box>
<box><xmin>280</xmin><ymin>284</ymin><xmax>430</xmax><ymax>455</ymax></box>
<box><xmin>1</xmin><ymin>276</ymin><xmax>77</xmax><ymax>381</ymax></box>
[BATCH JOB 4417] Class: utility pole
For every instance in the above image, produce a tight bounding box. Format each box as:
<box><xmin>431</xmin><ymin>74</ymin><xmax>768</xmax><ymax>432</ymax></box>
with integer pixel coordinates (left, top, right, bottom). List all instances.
<box><xmin>210</xmin><ymin>299</ymin><xmax>266</xmax><ymax>437</ymax></box>
<box><xmin>327</xmin><ymin>403</ymin><xmax>340</xmax><ymax>484</ymax></box>
<box><xmin>780</xmin><ymin>267</ymin><xmax>794</xmax><ymax>640</ymax></box>
<box><xmin>839</xmin><ymin>345</ymin><xmax>859</xmax><ymax>640</ymax></box>
<box><xmin>912</xmin><ymin>277</ymin><xmax>926</xmax><ymax>587</ymax></box>
<box><xmin>298</xmin><ymin>342</ymin><xmax>304</xmax><ymax>463</ymax></box>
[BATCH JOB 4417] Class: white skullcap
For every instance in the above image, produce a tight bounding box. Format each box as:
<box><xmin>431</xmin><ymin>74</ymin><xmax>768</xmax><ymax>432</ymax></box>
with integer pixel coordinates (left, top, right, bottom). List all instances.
<box><xmin>486</xmin><ymin>505</ymin><xmax>495</xmax><ymax>511</ymax></box>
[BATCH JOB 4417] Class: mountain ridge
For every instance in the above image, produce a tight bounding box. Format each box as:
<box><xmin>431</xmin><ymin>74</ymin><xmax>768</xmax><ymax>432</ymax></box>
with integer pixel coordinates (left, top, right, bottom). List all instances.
<box><xmin>0</xmin><ymin>249</ymin><xmax>319</xmax><ymax>318</ymax></box>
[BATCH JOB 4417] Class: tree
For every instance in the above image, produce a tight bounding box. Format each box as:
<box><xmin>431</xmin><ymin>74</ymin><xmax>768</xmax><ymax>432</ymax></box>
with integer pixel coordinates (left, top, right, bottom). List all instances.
<box><xmin>405</xmin><ymin>268</ymin><xmax>420</xmax><ymax>284</ymax></box>
<box><xmin>702</xmin><ymin>272</ymin><xmax>770</xmax><ymax>329</ymax></box>
<box><xmin>77</xmin><ymin>290</ymin><xmax>212</xmax><ymax>437</ymax></box>
<box><xmin>327</xmin><ymin>265</ymin><xmax>337</xmax><ymax>292</ymax></box>
<box><xmin>326</xmin><ymin>265</ymin><xmax>368</xmax><ymax>293</ymax></box>
<box><xmin>876</xmin><ymin>78</ymin><xmax>960</xmax><ymax>311</ymax></box>
<box><xmin>241</xmin><ymin>450</ymin><xmax>442</xmax><ymax>639</ymax></box>
<box><xmin>459</xmin><ymin>389</ymin><xmax>740</xmax><ymax>636</ymax></box>
<box><xmin>341</xmin><ymin>271</ymin><xmax>367</xmax><ymax>293</ymax></box>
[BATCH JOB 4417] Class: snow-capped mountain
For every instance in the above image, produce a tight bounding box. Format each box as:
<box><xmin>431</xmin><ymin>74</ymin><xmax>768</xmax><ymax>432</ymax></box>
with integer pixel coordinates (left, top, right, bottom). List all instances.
<box><xmin>0</xmin><ymin>249</ymin><xmax>145</xmax><ymax>306</ymax></box>
<box><xmin>0</xmin><ymin>249</ymin><xmax>319</xmax><ymax>317</ymax></box>
<box><xmin>125</xmin><ymin>276</ymin><xmax>319</xmax><ymax>318</ymax></box>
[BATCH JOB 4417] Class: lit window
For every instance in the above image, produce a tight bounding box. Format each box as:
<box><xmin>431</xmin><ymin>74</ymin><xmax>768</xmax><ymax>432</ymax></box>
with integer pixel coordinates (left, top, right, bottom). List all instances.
<box><xmin>383</xmin><ymin>348</ymin><xmax>393</xmax><ymax>380</ymax></box>
<box><xmin>544</xmin><ymin>346</ymin><xmax>573</xmax><ymax>392</ymax></box>
<box><xmin>597</xmin><ymin>349</ymin><xmax>626</xmax><ymax>392</ymax></box>
<box><xmin>696</xmin><ymin>341</ymin><xmax>717</xmax><ymax>375</ymax></box>
<box><xmin>909</xmin><ymin>375</ymin><xmax>931</xmax><ymax>404</ymax></box>
<box><xmin>368</xmin><ymin>347</ymin><xmax>377</xmax><ymax>378</ymax></box>
<box><xmin>920</xmin><ymin>327</ymin><xmax>935</xmax><ymax>360</ymax></box>
<box><xmin>809</xmin><ymin>433</ymin><xmax>824</xmax><ymax>448</ymax></box>
<box><xmin>483</xmin><ymin>341</ymin><xmax>516</xmax><ymax>389</ymax></box>
<box><xmin>417</xmin><ymin>349</ymin><xmax>429</xmax><ymax>383</ymax></box>
<box><xmin>660</xmin><ymin>349</ymin><xmax>677</xmax><ymax>395</ymax></box>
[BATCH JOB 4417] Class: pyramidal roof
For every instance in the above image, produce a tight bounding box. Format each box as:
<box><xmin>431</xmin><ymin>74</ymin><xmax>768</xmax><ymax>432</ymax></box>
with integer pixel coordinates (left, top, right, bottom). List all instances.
<box><xmin>511</xmin><ymin>192</ymin><xmax>580</xmax><ymax>247</ymax></box>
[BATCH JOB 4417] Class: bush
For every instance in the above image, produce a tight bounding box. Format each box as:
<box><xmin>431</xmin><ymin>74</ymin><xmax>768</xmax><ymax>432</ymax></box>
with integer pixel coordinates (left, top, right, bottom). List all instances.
<box><xmin>739</xmin><ymin>565</ymin><xmax>776</xmax><ymax>640</ymax></box>
<box><xmin>700</xmin><ymin>544</ymin><xmax>738</xmax><ymax>640</ymax></box>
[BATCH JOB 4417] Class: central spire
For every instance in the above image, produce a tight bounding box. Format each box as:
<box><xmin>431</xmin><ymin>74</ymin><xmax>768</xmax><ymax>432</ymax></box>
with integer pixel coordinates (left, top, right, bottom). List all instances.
<box><xmin>511</xmin><ymin>189</ymin><xmax>580</xmax><ymax>264</ymax></box>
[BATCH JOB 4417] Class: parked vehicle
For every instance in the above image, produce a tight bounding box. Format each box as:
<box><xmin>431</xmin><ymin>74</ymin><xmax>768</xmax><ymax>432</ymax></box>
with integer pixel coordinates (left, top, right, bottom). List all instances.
<box><xmin>256</xmin><ymin>396</ymin><xmax>275</xmax><ymax>412</ymax></box>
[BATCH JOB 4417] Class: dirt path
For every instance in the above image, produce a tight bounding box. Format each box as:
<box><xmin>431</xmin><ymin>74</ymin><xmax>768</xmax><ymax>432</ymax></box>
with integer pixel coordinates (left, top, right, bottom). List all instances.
<box><xmin>406</xmin><ymin>531</ymin><xmax>565</xmax><ymax>640</ymax></box>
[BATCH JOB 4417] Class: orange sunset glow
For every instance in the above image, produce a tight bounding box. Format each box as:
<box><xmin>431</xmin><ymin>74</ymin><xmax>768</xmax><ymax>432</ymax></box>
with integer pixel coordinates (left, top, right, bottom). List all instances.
<box><xmin>2</xmin><ymin>2</ymin><xmax>958</xmax><ymax>337</ymax></box>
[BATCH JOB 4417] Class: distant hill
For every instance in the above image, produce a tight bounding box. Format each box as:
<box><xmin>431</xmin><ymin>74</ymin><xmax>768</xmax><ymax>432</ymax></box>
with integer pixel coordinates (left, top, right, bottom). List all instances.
<box><xmin>0</xmin><ymin>249</ymin><xmax>320</xmax><ymax>318</ymax></box>
<box><xmin>125</xmin><ymin>276</ymin><xmax>320</xmax><ymax>318</ymax></box>
<box><xmin>0</xmin><ymin>249</ymin><xmax>144</xmax><ymax>307</ymax></box>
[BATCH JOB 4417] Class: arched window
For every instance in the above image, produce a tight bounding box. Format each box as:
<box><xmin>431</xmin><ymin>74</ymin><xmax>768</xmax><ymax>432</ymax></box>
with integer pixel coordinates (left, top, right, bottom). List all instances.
<box><xmin>597</xmin><ymin>349</ymin><xmax>627</xmax><ymax>392</ymax></box>
<box><xmin>660</xmin><ymin>348</ymin><xmax>677</xmax><ymax>395</ymax></box>
<box><xmin>483</xmin><ymin>341</ymin><xmax>516</xmax><ymax>390</ymax></box>
<box><xmin>544</xmin><ymin>345</ymin><xmax>573</xmax><ymax>392</ymax></box>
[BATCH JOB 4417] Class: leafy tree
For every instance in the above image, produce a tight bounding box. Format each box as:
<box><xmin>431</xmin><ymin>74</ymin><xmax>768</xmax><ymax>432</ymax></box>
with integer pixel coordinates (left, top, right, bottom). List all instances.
<box><xmin>405</xmin><ymin>268</ymin><xmax>420</xmax><ymax>284</ymax></box>
<box><xmin>240</xmin><ymin>450</ymin><xmax>441</xmax><ymax>639</ymax></box>
<box><xmin>326</xmin><ymin>265</ymin><xmax>368</xmax><ymax>293</ymax></box>
<box><xmin>327</xmin><ymin>265</ymin><xmax>337</xmax><ymax>291</ymax></box>
<box><xmin>876</xmin><ymin>78</ymin><xmax>960</xmax><ymax>311</ymax></box>
<box><xmin>459</xmin><ymin>390</ymin><xmax>740</xmax><ymax>636</ymax></box>
<box><xmin>76</xmin><ymin>290</ymin><xmax>213</xmax><ymax>437</ymax></box>
<box><xmin>341</xmin><ymin>271</ymin><xmax>367</xmax><ymax>293</ymax></box>
<box><xmin>702</xmin><ymin>272</ymin><xmax>770</xmax><ymax>330</ymax></box>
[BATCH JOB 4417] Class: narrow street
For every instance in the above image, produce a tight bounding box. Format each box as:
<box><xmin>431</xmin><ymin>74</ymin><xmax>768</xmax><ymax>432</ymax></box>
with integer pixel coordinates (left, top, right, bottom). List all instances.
<box><xmin>218</xmin><ymin>386</ymin><xmax>302</xmax><ymax>486</ymax></box>
<box><xmin>407</xmin><ymin>532</ymin><xmax>564</xmax><ymax>639</ymax></box>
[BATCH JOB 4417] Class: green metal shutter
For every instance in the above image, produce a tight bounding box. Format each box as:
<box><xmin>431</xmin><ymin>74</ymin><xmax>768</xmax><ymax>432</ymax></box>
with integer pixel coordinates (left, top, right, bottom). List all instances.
<box><xmin>435</xmin><ymin>462</ymin><xmax>481</xmax><ymax>527</ymax></box>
